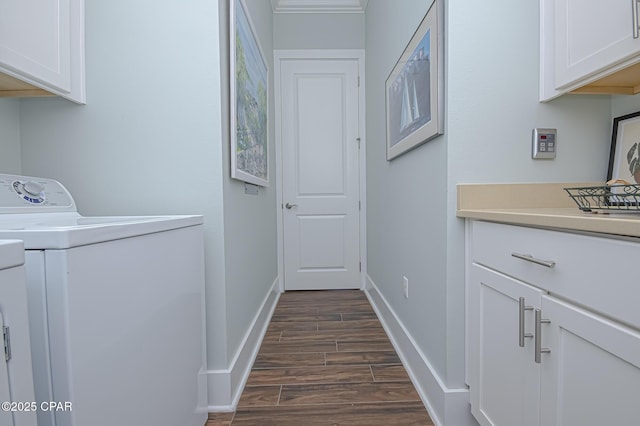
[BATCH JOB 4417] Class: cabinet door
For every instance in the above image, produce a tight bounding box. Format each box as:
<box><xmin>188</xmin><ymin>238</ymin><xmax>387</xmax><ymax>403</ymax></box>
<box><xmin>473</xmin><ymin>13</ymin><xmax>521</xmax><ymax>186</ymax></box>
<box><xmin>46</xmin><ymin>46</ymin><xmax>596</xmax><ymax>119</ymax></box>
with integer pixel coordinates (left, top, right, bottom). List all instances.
<box><xmin>0</xmin><ymin>0</ymin><xmax>71</xmax><ymax>92</ymax></box>
<box><xmin>539</xmin><ymin>296</ymin><xmax>640</xmax><ymax>426</ymax></box>
<box><xmin>469</xmin><ymin>264</ymin><xmax>543</xmax><ymax>426</ymax></box>
<box><xmin>0</xmin><ymin>0</ymin><xmax>85</xmax><ymax>103</ymax></box>
<box><xmin>554</xmin><ymin>0</ymin><xmax>640</xmax><ymax>89</ymax></box>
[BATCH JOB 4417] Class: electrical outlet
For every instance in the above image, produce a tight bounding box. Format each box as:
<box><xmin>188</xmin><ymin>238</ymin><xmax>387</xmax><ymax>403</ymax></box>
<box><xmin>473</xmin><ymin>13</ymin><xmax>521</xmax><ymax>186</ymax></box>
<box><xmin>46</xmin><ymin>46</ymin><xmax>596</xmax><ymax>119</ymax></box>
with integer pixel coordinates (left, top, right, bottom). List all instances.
<box><xmin>402</xmin><ymin>276</ymin><xmax>409</xmax><ymax>299</ymax></box>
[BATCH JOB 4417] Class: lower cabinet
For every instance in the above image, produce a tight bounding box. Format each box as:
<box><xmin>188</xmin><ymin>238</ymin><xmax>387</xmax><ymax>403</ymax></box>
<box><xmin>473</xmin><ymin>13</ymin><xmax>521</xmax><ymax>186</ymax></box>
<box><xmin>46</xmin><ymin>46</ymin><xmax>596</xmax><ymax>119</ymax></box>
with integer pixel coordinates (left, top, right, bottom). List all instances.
<box><xmin>469</xmin><ymin>264</ymin><xmax>542</xmax><ymax>426</ymax></box>
<box><xmin>539</xmin><ymin>296</ymin><xmax>640</xmax><ymax>425</ymax></box>
<box><xmin>467</xmin><ymin>220</ymin><xmax>640</xmax><ymax>426</ymax></box>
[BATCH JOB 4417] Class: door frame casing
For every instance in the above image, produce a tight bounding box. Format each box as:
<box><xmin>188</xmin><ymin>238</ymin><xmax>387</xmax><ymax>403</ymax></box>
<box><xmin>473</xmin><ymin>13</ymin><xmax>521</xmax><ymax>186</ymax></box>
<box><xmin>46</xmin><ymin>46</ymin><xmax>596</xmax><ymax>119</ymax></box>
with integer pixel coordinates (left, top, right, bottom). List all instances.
<box><xmin>274</xmin><ymin>49</ymin><xmax>367</xmax><ymax>293</ymax></box>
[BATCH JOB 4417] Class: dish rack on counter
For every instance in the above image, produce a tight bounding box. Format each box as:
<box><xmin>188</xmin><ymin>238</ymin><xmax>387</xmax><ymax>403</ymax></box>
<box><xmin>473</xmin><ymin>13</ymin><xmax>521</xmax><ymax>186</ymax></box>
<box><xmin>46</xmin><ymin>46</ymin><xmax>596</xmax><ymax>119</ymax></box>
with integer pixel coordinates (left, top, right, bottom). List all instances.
<box><xmin>564</xmin><ymin>184</ymin><xmax>640</xmax><ymax>212</ymax></box>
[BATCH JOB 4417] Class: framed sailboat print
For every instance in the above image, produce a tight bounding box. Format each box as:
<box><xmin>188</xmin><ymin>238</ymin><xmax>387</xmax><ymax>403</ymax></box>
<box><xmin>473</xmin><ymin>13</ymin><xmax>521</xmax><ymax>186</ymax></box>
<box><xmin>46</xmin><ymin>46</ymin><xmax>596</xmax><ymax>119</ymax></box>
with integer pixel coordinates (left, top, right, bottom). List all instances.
<box><xmin>386</xmin><ymin>0</ymin><xmax>443</xmax><ymax>160</ymax></box>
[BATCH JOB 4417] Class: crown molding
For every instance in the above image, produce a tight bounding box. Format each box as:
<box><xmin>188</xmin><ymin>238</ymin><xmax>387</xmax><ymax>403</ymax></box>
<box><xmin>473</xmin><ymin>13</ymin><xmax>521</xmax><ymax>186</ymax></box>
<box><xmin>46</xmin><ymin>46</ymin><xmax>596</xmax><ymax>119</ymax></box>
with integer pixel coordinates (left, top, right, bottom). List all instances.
<box><xmin>271</xmin><ymin>0</ymin><xmax>368</xmax><ymax>14</ymax></box>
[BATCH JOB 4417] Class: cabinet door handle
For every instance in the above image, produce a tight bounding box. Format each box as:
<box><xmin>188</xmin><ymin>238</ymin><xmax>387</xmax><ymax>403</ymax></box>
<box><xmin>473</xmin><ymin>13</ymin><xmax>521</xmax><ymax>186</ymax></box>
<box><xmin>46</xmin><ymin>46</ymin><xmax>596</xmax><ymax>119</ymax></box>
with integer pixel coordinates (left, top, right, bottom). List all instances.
<box><xmin>534</xmin><ymin>309</ymin><xmax>551</xmax><ymax>363</ymax></box>
<box><xmin>511</xmin><ymin>252</ymin><xmax>556</xmax><ymax>268</ymax></box>
<box><xmin>519</xmin><ymin>297</ymin><xmax>533</xmax><ymax>347</ymax></box>
<box><xmin>634</xmin><ymin>0</ymin><xmax>640</xmax><ymax>39</ymax></box>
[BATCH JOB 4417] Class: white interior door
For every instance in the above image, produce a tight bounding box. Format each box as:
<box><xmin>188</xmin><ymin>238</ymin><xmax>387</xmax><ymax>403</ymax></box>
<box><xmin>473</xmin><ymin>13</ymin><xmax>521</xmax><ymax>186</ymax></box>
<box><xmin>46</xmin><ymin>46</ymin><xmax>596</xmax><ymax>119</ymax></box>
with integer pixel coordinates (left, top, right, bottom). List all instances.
<box><xmin>280</xmin><ymin>57</ymin><xmax>360</xmax><ymax>290</ymax></box>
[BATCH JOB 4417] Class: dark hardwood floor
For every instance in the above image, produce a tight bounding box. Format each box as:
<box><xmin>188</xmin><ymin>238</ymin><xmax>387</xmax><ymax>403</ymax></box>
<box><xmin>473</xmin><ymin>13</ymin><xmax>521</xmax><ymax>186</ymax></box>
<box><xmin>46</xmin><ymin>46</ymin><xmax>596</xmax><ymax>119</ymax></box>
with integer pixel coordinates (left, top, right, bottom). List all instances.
<box><xmin>206</xmin><ymin>290</ymin><xmax>434</xmax><ymax>425</ymax></box>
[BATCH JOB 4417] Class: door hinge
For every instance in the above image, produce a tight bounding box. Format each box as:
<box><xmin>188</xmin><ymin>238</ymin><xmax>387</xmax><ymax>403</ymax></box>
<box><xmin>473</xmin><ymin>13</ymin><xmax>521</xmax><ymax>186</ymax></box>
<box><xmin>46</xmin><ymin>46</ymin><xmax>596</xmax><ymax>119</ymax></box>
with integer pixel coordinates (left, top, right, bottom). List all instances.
<box><xmin>356</xmin><ymin>137</ymin><xmax>361</xmax><ymax>149</ymax></box>
<box><xmin>359</xmin><ymin>200</ymin><xmax>361</xmax><ymax>211</ymax></box>
<box><xmin>359</xmin><ymin>262</ymin><xmax>362</xmax><ymax>272</ymax></box>
<box><xmin>3</xmin><ymin>326</ymin><xmax>11</xmax><ymax>362</ymax></box>
<box><xmin>357</xmin><ymin>76</ymin><xmax>360</xmax><ymax>87</ymax></box>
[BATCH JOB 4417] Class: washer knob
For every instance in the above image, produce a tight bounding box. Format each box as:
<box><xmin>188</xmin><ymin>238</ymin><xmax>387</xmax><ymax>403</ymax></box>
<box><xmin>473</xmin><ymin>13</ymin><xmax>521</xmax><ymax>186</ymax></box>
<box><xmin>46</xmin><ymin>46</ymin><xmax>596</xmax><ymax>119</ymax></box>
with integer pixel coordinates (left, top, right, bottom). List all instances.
<box><xmin>23</xmin><ymin>180</ymin><xmax>44</xmax><ymax>196</ymax></box>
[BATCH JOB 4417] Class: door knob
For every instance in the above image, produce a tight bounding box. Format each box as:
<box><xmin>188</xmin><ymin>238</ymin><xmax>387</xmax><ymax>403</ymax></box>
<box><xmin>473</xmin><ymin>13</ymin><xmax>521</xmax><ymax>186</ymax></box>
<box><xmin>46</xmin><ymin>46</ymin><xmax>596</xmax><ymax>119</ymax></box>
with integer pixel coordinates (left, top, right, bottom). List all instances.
<box><xmin>285</xmin><ymin>203</ymin><xmax>297</xmax><ymax>209</ymax></box>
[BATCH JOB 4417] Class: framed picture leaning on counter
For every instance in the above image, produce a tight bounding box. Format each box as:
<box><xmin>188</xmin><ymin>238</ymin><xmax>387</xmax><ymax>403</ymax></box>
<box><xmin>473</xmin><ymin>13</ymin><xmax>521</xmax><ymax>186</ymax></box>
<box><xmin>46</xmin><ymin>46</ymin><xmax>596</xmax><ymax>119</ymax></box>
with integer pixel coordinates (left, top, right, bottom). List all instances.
<box><xmin>608</xmin><ymin>111</ymin><xmax>640</xmax><ymax>185</ymax></box>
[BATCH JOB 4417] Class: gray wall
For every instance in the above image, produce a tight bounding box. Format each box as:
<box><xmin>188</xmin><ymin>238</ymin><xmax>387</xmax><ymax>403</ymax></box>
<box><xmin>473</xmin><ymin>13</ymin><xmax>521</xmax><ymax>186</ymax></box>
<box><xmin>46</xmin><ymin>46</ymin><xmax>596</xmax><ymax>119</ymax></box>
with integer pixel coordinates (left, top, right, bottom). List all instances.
<box><xmin>19</xmin><ymin>0</ymin><xmax>228</xmax><ymax>372</ymax></box>
<box><xmin>17</xmin><ymin>0</ymin><xmax>278</xmax><ymax>386</ymax></box>
<box><xmin>221</xmin><ymin>0</ymin><xmax>278</xmax><ymax>363</ymax></box>
<box><xmin>1</xmin><ymin>0</ymin><xmax>639</xmax><ymax>415</ymax></box>
<box><xmin>274</xmin><ymin>12</ymin><xmax>365</xmax><ymax>49</ymax></box>
<box><xmin>445</xmin><ymin>0</ymin><xmax>613</xmax><ymax>388</ymax></box>
<box><xmin>365</xmin><ymin>0</ymin><xmax>614</xmax><ymax>396</ymax></box>
<box><xmin>0</xmin><ymin>99</ymin><xmax>21</xmax><ymax>174</ymax></box>
<box><xmin>365</xmin><ymin>0</ymin><xmax>450</xmax><ymax>385</ymax></box>
<box><xmin>612</xmin><ymin>94</ymin><xmax>640</xmax><ymax>119</ymax></box>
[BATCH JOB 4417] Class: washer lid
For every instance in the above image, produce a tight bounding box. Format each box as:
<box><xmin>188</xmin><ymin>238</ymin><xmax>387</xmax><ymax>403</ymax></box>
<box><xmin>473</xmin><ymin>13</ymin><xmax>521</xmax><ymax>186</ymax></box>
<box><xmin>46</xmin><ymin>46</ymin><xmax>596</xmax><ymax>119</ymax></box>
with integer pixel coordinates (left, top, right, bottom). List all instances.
<box><xmin>0</xmin><ymin>174</ymin><xmax>204</xmax><ymax>249</ymax></box>
<box><xmin>0</xmin><ymin>214</ymin><xmax>203</xmax><ymax>249</ymax></box>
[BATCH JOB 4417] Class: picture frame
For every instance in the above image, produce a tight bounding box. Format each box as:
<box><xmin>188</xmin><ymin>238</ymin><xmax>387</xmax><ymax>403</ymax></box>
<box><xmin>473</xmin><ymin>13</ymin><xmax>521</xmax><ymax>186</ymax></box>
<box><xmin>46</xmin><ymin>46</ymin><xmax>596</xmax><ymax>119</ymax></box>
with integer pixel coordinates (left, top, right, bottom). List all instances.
<box><xmin>606</xmin><ymin>111</ymin><xmax>640</xmax><ymax>207</ymax></box>
<box><xmin>230</xmin><ymin>0</ymin><xmax>269</xmax><ymax>186</ymax></box>
<box><xmin>607</xmin><ymin>111</ymin><xmax>640</xmax><ymax>185</ymax></box>
<box><xmin>385</xmin><ymin>0</ymin><xmax>443</xmax><ymax>161</ymax></box>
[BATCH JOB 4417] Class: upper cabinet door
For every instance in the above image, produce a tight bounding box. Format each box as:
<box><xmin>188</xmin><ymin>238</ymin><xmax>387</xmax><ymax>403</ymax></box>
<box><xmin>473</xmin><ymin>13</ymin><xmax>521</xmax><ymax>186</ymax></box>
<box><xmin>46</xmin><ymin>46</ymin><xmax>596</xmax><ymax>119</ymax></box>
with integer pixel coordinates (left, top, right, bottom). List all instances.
<box><xmin>0</xmin><ymin>0</ymin><xmax>85</xmax><ymax>103</ymax></box>
<box><xmin>554</xmin><ymin>0</ymin><xmax>640</xmax><ymax>89</ymax></box>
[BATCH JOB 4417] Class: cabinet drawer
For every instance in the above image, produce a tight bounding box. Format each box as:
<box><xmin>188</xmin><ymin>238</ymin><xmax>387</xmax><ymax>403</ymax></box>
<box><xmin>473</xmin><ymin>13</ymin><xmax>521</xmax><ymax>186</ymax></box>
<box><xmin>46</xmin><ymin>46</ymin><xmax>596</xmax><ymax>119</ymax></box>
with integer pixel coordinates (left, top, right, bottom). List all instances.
<box><xmin>471</xmin><ymin>220</ymin><xmax>640</xmax><ymax>330</ymax></box>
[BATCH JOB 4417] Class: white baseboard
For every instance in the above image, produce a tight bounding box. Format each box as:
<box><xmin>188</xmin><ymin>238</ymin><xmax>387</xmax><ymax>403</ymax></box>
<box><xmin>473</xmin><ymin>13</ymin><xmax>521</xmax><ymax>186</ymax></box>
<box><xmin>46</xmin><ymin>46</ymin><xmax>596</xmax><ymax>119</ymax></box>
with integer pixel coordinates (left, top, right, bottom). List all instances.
<box><xmin>365</xmin><ymin>275</ymin><xmax>478</xmax><ymax>426</ymax></box>
<box><xmin>199</xmin><ymin>277</ymin><xmax>280</xmax><ymax>412</ymax></box>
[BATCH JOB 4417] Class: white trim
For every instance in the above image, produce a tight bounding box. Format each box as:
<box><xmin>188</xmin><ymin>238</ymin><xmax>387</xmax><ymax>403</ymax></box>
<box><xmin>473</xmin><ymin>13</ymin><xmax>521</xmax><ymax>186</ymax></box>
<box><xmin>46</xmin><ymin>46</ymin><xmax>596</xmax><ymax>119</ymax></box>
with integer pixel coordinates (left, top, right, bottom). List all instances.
<box><xmin>464</xmin><ymin>220</ymin><xmax>472</xmax><ymax>387</ymax></box>
<box><xmin>356</xmin><ymin>52</ymin><xmax>367</xmax><ymax>290</ymax></box>
<box><xmin>274</xmin><ymin>49</ymin><xmax>367</xmax><ymax>292</ymax></box>
<box><xmin>271</xmin><ymin>0</ymin><xmax>368</xmax><ymax>14</ymax></box>
<box><xmin>364</xmin><ymin>275</ymin><xmax>478</xmax><ymax>426</ymax></box>
<box><xmin>199</xmin><ymin>277</ymin><xmax>280</xmax><ymax>412</ymax></box>
<box><xmin>274</xmin><ymin>51</ymin><xmax>285</xmax><ymax>293</ymax></box>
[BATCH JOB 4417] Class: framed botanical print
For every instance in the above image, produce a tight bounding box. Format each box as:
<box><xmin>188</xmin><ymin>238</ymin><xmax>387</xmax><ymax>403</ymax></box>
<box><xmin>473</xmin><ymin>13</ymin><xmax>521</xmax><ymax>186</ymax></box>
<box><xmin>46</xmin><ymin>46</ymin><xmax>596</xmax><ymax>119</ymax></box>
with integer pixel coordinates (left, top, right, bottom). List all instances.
<box><xmin>230</xmin><ymin>0</ymin><xmax>269</xmax><ymax>186</ymax></box>
<box><xmin>608</xmin><ymin>111</ymin><xmax>640</xmax><ymax>184</ymax></box>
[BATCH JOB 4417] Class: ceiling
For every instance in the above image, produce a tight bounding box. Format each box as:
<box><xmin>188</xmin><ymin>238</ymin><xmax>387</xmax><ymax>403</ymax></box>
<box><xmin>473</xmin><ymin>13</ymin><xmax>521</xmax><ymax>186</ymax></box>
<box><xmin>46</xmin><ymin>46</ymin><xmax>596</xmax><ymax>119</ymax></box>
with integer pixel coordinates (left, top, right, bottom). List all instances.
<box><xmin>270</xmin><ymin>0</ymin><xmax>368</xmax><ymax>13</ymax></box>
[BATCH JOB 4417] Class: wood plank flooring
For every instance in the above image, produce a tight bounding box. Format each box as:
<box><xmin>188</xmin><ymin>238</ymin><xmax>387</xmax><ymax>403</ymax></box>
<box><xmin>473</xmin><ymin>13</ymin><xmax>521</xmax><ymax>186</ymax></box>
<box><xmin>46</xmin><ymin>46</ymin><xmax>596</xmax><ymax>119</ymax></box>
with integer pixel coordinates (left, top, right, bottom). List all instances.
<box><xmin>206</xmin><ymin>290</ymin><xmax>434</xmax><ymax>425</ymax></box>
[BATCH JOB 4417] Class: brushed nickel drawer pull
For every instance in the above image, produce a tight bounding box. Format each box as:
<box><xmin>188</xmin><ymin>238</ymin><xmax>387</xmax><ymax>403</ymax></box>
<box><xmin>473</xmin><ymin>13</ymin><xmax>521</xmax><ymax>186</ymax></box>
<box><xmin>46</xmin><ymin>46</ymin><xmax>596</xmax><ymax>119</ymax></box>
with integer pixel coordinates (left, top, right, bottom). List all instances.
<box><xmin>534</xmin><ymin>309</ymin><xmax>551</xmax><ymax>363</ymax></box>
<box><xmin>519</xmin><ymin>297</ymin><xmax>533</xmax><ymax>347</ymax></box>
<box><xmin>634</xmin><ymin>0</ymin><xmax>640</xmax><ymax>39</ymax></box>
<box><xmin>511</xmin><ymin>252</ymin><xmax>556</xmax><ymax>268</ymax></box>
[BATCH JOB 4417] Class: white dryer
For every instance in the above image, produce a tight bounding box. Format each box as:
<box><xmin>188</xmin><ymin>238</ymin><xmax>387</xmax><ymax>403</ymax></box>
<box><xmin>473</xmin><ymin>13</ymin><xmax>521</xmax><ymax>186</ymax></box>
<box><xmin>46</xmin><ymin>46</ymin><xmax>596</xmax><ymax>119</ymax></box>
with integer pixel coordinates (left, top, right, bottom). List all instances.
<box><xmin>0</xmin><ymin>174</ymin><xmax>206</xmax><ymax>426</ymax></box>
<box><xmin>0</xmin><ymin>240</ymin><xmax>37</xmax><ymax>426</ymax></box>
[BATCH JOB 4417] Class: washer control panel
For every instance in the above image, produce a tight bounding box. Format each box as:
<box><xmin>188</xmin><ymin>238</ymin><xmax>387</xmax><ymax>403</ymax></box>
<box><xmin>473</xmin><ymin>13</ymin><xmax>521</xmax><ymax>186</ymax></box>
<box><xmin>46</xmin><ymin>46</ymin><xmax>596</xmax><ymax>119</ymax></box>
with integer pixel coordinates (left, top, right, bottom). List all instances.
<box><xmin>0</xmin><ymin>174</ymin><xmax>75</xmax><ymax>213</ymax></box>
<box><xmin>13</xmin><ymin>180</ymin><xmax>47</xmax><ymax>204</ymax></box>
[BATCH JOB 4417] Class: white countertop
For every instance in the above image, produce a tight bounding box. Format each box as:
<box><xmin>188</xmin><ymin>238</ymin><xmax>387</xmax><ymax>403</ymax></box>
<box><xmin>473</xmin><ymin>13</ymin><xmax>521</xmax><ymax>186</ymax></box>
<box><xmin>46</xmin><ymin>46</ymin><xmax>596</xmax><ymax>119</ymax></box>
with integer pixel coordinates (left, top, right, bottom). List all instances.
<box><xmin>457</xmin><ymin>182</ymin><xmax>640</xmax><ymax>238</ymax></box>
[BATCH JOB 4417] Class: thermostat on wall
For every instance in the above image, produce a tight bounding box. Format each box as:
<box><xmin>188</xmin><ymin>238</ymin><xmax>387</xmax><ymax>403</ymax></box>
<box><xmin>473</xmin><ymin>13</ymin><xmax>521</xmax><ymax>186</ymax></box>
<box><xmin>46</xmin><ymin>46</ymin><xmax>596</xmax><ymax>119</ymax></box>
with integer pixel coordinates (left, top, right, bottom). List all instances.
<box><xmin>532</xmin><ymin>128</ymin><xmax>557</xmax><ymax>159</ymax></box>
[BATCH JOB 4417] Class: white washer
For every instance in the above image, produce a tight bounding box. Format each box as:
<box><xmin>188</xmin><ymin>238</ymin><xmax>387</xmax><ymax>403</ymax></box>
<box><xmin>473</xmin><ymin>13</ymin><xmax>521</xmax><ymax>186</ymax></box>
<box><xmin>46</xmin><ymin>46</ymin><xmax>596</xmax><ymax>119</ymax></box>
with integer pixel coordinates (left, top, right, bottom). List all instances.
<box><xmin>0</xmin><ymin>240</ymin><xmax>37</xmax><ymax>426</ymax></box>
<box><xmin>0</xmin><ymin>174</ymin><xmax>206</xmax><ymax>426</ymax></box>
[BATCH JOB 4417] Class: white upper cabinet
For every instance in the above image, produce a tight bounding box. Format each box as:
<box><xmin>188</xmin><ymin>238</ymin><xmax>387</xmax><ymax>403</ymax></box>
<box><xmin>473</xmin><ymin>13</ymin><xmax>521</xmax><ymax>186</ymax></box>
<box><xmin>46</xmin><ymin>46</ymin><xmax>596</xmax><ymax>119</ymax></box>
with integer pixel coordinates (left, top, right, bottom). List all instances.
<box><xmin>540</xmin><ymin>0</ymin><xmax>640</xmax><ymax>101</ymax></box>
<box><xmin>554</xmin><ymin>0</ymin><xmax>640</xmax><ymax>88</ymax></box>
<box><xmin>0</xmin><ymin>0</ymin><xmax>85</xmax><ymax>103</ymax></box>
